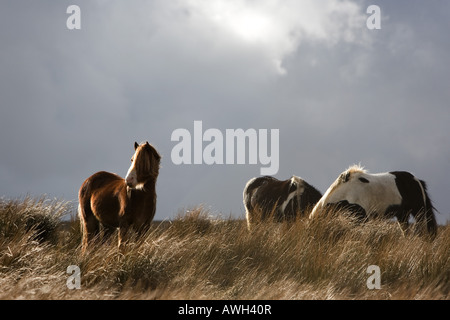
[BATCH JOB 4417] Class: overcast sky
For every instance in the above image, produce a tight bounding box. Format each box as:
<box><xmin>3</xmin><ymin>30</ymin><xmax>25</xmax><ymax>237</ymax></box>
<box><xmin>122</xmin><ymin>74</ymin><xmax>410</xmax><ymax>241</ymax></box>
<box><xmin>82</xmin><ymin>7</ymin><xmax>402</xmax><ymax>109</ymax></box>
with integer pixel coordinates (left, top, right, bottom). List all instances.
<box><xmin>1</xmin><ymin>0</ymin><xmax>449</xmax><ymax>224</ymax></box>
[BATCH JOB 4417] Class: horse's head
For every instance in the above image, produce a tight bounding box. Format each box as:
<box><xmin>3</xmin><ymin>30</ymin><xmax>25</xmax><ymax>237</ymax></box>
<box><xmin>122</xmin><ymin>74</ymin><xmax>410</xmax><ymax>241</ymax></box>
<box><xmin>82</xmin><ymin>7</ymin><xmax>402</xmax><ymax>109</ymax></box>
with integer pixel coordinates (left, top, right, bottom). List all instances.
<box><xmin>309</xmin><ymin>164</ymin><xmax>367</xmax><ymax>218</ymax></box>
<box><xmin>125</xmin><ymin>141</ymin><xmax>161</xmax><ymax>188</ymax></box>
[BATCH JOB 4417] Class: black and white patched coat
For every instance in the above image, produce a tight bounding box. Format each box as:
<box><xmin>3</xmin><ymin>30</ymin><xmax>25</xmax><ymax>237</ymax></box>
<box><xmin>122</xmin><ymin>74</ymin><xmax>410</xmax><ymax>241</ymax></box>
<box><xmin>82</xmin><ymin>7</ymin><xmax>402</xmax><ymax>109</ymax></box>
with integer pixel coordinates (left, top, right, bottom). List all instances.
<box><xmin>310</xmin><ymin>165</ymin><xmax>437</xmax><ymax>237</ymax></box>
<box><xmin>244</xmin><ymin>175</ymin><xmax>322</xmax><ymax>230</ymax></box>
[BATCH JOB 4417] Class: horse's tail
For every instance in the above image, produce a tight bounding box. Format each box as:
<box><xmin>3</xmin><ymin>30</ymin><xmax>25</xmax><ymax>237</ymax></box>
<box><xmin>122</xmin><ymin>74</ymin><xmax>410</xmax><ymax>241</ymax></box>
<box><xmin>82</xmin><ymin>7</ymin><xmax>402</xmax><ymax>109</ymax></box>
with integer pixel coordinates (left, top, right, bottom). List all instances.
<box><xmin>78</xmin><ymin>179</ymin><xmax>98</xmax><ymax>253</ymax></box>
<box><xmin>77</xmin><ymin>203</ymin><xmax>82</xmax><ymax>222</ymax></box>
<box><xmin>416</xmin><ymin>179</ymin><xmax>438</xmax><ymax>238</ymax></box>
<box><xmin>243</xmin><ymin>178</ymin><xmax>256</xmax><ymax>209</ymax></box>
<box><xmin>243</xmin><ymin>178</ymin><xmax>257</xmax><ymax>230</ymax></box>
<box><xmin>77</xmin><ymin>202</ymin><xmax>86</xmax><ymax>253</ymax></box>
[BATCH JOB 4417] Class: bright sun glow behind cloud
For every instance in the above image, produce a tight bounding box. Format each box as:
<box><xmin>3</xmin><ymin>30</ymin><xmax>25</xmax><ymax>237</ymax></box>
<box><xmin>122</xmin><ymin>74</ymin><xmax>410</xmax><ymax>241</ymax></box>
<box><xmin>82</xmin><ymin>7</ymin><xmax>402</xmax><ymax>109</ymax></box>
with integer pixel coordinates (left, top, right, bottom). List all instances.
<box><xmin>183</xmin><ymin>0</ymin><xmax>368</xmax><ymax>74</ymax></box>
<box><xmin>216</xmin><ymin>10</ymin><xmax>272</xmax><ymax>43</ymax></box>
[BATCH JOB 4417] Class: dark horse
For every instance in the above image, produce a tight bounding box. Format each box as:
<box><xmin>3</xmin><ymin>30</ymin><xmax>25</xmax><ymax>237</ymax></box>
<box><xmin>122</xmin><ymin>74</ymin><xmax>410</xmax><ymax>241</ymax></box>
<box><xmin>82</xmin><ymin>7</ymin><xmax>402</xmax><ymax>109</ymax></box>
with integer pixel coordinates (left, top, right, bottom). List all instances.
<box><xmin>243</xmin><ymin>175</ymin><xmax>322</xmax><ymax>230</ymax></box>
<box><xmin>78</xmin><ymin>141</ymin><xmax>161</xmax><ymax>252</ymax></box>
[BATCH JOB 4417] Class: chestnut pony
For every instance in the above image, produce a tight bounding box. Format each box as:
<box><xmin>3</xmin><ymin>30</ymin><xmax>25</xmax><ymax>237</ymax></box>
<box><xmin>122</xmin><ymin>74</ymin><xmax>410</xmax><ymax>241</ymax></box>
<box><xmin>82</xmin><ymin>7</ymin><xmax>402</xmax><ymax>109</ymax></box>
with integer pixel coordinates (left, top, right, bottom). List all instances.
<box><xmin>78</xmin><ymin>141</ymin><xmax>161</xmax><ymax>252</ymax></box>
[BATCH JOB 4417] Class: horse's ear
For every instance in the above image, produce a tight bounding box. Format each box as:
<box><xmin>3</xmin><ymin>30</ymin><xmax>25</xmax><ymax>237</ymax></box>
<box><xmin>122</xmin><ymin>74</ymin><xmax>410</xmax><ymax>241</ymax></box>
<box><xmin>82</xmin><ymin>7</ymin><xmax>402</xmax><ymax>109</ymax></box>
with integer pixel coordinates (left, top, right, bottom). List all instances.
<box><xmin>145</xmin><ymin>141</ymin><xmax>150</xmax><ymax>146</ymax></box>
<box><xmin>134</xmin><ymin>142</ymin><xmax>139</xmax><ymax>150</ymax></box>
<box><xmin>339</xmin><ymin>171</ymin><xmax>350</xmax><ymax>183</ymax></box>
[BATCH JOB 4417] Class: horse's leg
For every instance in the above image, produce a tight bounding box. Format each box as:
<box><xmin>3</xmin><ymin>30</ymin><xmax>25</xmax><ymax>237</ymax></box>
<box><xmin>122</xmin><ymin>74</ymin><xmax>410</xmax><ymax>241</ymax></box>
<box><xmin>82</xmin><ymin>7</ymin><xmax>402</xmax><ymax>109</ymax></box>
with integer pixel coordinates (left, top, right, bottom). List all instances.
<box><xmin>79</xmin><ymin>203</ymin><xmax>100</xmax><ymax>253</ymax></box>
<box><xmin>396</xmin><ymin>211</ymin><xmax>410</xmax><ymax>237</ymax></box>
<box><xmin>101</xmin><ymin>224</ymin><xmax>117</xmax><ymax>244</ymax></box>
<box><xmin>411</xmin><ymin>208</ymin><xmax>432</xmax><ymax>237</ymax></box>
<box><xmin>118</xmin><ymin>219</ymin><xmax>129</xmax><ymax>251</ymax></box>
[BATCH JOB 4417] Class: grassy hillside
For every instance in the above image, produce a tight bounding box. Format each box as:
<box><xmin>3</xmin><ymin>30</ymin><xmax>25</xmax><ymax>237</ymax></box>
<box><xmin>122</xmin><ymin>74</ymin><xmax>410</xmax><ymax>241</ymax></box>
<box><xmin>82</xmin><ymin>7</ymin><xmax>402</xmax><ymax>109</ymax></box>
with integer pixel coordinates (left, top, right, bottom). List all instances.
<box><xmin>0</xmin><ymin>197</ymin><xmax>448</xmax><ymax>299</ymax></box>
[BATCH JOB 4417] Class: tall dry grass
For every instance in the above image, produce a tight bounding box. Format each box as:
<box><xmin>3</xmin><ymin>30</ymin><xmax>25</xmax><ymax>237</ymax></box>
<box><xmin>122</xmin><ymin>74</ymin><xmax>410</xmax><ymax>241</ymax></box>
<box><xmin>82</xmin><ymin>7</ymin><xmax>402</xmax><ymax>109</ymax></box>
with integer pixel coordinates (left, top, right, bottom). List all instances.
<box><xmin>0</xmin><ymin>197</ymin><xmax>448</xmax><ymax>299</ymax></box>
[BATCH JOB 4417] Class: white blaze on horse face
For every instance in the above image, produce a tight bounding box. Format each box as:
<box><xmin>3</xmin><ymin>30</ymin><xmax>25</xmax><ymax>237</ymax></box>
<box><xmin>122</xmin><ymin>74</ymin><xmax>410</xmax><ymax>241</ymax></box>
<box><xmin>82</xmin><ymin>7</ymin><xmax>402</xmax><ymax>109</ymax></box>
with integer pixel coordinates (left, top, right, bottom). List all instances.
<box><xmin>125</xmin><ymin>157</ymin><xmax>137</xmax><ymax>188</ymax></box>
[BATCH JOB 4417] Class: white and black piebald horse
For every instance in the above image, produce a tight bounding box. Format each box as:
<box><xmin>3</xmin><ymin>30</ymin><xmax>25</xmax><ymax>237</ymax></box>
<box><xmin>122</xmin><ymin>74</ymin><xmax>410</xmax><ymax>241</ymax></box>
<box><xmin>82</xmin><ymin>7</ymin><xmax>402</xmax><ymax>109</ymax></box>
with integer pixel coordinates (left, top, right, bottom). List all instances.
<box><xmin>309</xmin><ymin>165</ymin><xmax>437</xmax><ymax>238</ymax></box>
<box><xmin>244</xmin><ymin>176</ymin><xmax>322</xmax><ymax>230</ymax></box>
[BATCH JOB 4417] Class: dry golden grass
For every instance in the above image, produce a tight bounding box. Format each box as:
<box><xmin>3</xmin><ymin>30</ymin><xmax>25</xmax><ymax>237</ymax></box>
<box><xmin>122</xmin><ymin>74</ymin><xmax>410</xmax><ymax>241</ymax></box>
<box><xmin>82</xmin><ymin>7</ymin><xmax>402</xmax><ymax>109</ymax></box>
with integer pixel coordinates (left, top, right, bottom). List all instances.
<box><xmin>0</xmin><ymin>197</ymin><xmax>448</xmax><ymax>300</ymax></box>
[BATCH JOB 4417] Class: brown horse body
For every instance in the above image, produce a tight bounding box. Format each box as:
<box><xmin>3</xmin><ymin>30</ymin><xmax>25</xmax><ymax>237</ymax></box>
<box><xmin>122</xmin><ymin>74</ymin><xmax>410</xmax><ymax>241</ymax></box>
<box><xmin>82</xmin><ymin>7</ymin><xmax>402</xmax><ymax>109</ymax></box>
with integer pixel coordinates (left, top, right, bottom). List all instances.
<box><xmin>78</xmin><ymin>142</ymin><xmax>161</xmax><ymax>252</ymax></box>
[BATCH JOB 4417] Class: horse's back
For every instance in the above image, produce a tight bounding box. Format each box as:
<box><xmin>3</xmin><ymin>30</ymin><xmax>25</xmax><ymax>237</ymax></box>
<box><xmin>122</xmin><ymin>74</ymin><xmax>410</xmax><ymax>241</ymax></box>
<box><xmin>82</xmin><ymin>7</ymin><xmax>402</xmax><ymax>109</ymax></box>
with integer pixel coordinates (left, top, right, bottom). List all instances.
<box><xmin>249</xmin><ymin>176</ymin><xmax>292</xmax><ymax>207</ymax></box>
<box><xmin>80</xmin><ymin>171</ymin><xmax>122</xmax><ymax>191</ymax></box>
<box><xmin>244</xmin><ymin>176</ymin><xmax>297</xmax><ymax>223</ymax></box>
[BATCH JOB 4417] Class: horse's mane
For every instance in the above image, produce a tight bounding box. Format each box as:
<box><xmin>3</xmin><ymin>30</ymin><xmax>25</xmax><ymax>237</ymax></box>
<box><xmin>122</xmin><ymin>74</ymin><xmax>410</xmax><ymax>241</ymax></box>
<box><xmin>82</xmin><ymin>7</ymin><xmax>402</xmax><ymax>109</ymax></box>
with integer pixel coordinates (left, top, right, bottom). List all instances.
<box><xmin>135</xmin><ymin>142</ymin><xmax>161</xmax><ymax>183</ymax></box>
<box><xmin>345</xmin><ymin>164</ymin><xmax>367</xmax><ymax>175</ymax></box>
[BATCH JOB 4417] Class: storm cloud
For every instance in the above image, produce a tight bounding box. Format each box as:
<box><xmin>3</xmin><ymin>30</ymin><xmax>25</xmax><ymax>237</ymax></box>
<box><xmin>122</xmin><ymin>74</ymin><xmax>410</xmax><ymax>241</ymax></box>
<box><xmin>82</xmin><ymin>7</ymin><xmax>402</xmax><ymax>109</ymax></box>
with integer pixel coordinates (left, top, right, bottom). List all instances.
<box><xmin>1</xmin><ymin>1</ymin><xmax>449</xmax><ymax>224</ymax></box>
